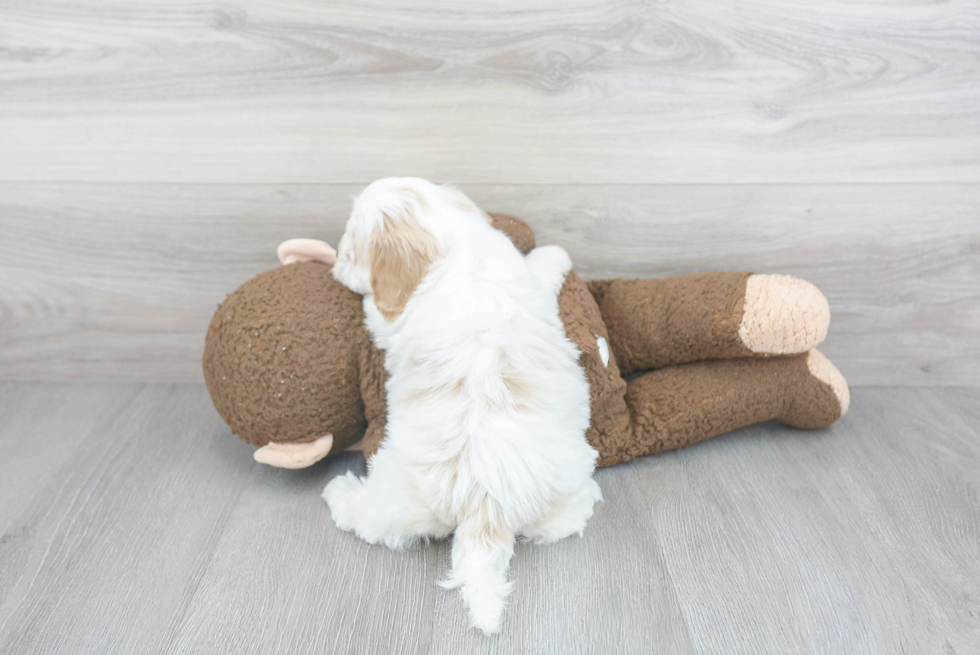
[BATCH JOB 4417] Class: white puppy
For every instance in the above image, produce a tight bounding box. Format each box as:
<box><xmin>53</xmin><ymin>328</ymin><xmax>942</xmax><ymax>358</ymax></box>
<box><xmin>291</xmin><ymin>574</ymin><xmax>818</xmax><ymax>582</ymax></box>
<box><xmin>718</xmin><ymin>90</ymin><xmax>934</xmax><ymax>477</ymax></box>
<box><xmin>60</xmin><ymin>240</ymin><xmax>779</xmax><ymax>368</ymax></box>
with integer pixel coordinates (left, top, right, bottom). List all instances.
<box><xmin>324</xmin><ymin>177</ymin><xmax>602</xmax><ymax>634</ymax></box>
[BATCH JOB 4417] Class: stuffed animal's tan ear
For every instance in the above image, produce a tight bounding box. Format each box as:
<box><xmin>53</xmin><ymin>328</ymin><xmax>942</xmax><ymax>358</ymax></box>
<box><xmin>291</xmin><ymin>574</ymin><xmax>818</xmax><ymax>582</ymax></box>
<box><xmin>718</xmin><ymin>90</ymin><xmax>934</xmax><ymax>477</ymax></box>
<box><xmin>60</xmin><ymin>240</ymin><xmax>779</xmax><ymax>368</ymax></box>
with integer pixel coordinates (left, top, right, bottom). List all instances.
<box><xmin>277</xmin><ymin>239</ymin><xmax>337</xmax><ymax>265</ymax></box>
<box><xmin>370</xmin><ymin>216</ymin><xmax>439</xmax><ymax>321</ymax></box>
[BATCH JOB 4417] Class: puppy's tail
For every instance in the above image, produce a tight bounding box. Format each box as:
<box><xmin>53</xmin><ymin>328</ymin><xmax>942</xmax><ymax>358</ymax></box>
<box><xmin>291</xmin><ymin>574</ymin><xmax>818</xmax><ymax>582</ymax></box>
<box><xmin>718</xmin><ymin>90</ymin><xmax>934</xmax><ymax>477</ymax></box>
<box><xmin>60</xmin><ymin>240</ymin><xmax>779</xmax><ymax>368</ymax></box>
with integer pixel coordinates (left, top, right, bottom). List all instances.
<box><xmin>440</xmin><ymin>502</ymin><xmax>515</xmax><ymax>635</ymax></box>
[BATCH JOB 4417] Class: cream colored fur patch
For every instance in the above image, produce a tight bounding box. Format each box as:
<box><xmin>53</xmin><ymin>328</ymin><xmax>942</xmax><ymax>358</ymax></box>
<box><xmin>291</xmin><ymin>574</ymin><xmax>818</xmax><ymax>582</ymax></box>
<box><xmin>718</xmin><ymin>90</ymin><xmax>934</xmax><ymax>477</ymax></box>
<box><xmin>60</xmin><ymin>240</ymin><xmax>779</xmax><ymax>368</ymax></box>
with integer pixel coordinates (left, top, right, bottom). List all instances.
<box><xmin>738</xmin><ymin>274</ymin><xmax>830</xmax><ymax>355</ymax></box>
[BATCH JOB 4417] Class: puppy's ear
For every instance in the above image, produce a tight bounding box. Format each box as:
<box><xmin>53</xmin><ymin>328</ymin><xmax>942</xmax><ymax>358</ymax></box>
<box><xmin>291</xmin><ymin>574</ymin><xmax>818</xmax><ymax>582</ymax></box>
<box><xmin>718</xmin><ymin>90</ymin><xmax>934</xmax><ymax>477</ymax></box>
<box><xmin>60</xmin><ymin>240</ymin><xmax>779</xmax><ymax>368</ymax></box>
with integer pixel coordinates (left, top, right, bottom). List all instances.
<box><xmin>370</xmin><ymin>214</ymin><xmax>439</xmax><ymax>321</ymax></box>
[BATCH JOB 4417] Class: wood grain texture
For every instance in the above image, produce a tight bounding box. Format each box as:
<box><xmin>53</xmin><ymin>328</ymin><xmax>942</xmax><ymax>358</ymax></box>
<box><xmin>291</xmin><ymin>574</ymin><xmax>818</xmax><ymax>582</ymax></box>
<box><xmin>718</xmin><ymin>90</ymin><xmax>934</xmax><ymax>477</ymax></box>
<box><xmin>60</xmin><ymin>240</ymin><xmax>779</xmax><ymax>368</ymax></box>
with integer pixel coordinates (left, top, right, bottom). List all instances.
<box><xmin>0</xmin><ymin>384</ymin><xmax>255</xmax><ymax>654</ymax></box>
<box><xmin>1</xmin><ymin>182</ymin><xmax>977</xmax><ymax>385</ymax></box>
<box><xmin>632</xmin><ymin>387</ymin><xmax>980</xmax><ymax>653</ymax></box>
<box><xmin>164</xmin><ymin>454</ymin><xmax>444</xmax><ymax>655</ymax></box>
<box><xmin>0</xmin><ymin>382</ymin><xmax>143</xmax><ymax>534</ymax></box>
<box><xmin>0</xmin><ymin>0</ymin><xmax>977</xmax><ymax>184</ymax></box>
<box><xmin>0</xmin><ymin>383</ymin><xmax>978</xmax><ymax>654</ymax></box>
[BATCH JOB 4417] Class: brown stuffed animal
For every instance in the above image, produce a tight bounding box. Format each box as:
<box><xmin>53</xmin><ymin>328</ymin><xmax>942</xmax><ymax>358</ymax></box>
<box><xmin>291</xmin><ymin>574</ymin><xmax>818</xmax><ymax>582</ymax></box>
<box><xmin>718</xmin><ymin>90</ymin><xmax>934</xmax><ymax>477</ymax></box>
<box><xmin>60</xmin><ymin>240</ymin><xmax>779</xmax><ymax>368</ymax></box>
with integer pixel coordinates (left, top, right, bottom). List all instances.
<box><xmin>203</xmin><ymin>213</ymin><xmax>848</xmax><ymax>469</ymax></box>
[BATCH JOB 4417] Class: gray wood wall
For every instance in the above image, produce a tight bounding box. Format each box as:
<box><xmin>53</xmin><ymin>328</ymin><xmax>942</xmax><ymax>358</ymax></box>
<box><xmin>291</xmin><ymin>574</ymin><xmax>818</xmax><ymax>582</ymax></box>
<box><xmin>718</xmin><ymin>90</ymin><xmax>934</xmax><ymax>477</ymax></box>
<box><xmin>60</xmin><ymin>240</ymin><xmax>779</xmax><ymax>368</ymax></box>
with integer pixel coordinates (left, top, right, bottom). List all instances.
<box><xmin>1</xmin><ymin>0</ymin><xmax>978</xmax><ymax>385</ymax></box>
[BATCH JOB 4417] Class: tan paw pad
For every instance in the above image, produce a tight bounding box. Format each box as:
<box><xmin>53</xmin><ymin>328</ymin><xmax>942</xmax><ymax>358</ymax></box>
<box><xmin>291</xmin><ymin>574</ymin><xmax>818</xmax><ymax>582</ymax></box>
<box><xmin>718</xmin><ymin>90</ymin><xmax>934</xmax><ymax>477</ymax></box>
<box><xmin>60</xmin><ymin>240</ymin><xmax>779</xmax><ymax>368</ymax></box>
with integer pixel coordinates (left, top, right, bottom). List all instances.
<box><xmin>739</xmin><ymin>274</ymin><xmax>830</xmax><ymax>355</ymax></box>
<box><xmin>806</xmin><ymin>350</ymin><xmax>850</xmax><ymax>416</ymax></box>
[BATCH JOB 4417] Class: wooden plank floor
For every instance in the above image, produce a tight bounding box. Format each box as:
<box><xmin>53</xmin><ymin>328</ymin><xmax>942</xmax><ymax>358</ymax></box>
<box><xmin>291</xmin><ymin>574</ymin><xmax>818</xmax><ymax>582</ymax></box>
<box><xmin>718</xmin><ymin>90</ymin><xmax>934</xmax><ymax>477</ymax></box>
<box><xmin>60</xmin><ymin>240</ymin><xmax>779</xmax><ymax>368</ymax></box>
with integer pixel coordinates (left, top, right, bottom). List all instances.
<box><xmin>1</xmin><ymin>383</ymin><xmax>977</xmax><ymax>654</ymax></box>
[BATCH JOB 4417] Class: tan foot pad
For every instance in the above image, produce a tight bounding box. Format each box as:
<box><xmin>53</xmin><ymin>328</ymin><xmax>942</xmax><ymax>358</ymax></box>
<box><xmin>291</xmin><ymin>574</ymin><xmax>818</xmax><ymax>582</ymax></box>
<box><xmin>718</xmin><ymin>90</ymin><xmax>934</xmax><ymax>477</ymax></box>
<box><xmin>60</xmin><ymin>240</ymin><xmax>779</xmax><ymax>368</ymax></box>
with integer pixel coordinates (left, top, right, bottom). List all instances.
<box><xmin>253</xmin><ymin>433</ymin><xmax>334</xmax><ymax>469</ymax></box>
<box><xmin>807</xmin><ymin>349</ymin><xmax>850</xmax><ymax>416</ymax></box>
<box><xmin>739</xmin><ymin>274</ymin><xmax>830</xmax><ymax>355</ymax></box>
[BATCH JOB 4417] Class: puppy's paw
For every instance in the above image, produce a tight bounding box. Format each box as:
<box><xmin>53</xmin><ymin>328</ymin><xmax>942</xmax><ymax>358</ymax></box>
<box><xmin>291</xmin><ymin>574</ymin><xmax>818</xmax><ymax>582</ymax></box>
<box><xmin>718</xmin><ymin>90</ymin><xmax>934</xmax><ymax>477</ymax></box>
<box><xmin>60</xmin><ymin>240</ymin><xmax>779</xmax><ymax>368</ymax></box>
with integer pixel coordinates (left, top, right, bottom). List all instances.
<box><xmin>522</xmin><ymin>478</ymin><xmax>603</xmax><ymax>544</ymax></box>
<box><xmin>321</xmin><ymin>471</ymin><xmax>363</xmax><ymax>533</ymax></box>
<box><xmin>526</xmin><ymin>245</ymin><xmax>573</xmax><ymax>295</ymax></box>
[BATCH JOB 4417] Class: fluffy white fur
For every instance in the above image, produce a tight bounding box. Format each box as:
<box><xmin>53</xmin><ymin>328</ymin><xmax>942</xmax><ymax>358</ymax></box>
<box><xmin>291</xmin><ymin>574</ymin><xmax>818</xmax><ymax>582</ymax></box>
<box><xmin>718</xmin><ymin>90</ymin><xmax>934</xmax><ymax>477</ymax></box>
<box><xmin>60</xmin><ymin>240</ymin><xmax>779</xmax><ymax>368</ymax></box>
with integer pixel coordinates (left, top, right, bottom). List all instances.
<box><xmin>323</xmin><ymin>177</ymin><xmax>601</xmax><ymax>634</ymax></box>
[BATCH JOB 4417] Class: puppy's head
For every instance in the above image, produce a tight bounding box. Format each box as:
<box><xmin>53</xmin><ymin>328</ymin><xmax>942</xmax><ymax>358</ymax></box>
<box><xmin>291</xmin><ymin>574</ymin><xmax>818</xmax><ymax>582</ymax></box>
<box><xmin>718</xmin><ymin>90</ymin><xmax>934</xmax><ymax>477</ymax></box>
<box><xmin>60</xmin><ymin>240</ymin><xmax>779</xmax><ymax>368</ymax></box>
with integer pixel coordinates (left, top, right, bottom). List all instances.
<box><xmin>333</xmin><ymin>178</ymin><xmax>442</xmax><ymax>321</ymax></box>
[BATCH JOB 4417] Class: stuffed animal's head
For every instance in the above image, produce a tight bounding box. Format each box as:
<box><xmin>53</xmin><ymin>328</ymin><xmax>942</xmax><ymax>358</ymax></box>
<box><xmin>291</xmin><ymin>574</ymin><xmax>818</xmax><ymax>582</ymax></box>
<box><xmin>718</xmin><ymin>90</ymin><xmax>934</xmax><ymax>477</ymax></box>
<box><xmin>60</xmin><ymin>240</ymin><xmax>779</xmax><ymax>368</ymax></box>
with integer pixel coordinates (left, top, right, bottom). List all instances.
<box><xmin>202</xmin><ymin>212</ymin><xmax>538</xmax><ymax>465</ymax></box>
<box><xmin>203</xmin><ymin>262</ymin><xmax>370</xmax><ymax>458</ymax></box>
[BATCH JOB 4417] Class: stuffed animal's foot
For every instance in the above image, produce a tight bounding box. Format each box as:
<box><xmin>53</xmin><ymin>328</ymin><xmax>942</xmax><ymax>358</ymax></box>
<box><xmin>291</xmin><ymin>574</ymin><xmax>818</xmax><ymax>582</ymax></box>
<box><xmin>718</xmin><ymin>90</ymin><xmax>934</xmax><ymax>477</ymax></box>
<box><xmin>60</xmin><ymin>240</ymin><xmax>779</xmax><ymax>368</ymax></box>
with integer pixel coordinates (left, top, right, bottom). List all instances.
<box><xmin>739</xmin><ymin>274</ymin><xmax>830</xmax><ymax>355</ymax></box>
<box><xmin>805</xmin><ymin>349</ymin><xmax>850</xmax><ymax>416</ymax></box>
<box><xmin>779</xmin><ymin>350</ymin><xmax>850</xmax><ymax>429</ymax></box>
<box><xmin>521</xmin><ymin>478</ymin><xmax>603</xmax><ymax>544</ymax></box>
<box><xmin>253</xmin><ymin>433</ymin><xmax>334</xmax><ymax>468</ymax></box>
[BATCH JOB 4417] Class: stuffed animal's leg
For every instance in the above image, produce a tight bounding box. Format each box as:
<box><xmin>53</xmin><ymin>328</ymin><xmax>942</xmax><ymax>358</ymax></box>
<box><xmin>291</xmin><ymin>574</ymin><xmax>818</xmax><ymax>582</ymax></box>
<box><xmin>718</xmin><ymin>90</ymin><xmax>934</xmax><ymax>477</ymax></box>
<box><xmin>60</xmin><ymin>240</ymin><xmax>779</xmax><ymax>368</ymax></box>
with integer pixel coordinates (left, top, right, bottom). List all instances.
<box><xmin>596</xmin><ymin>350</ymin><xmax>849</xmax><ymax>467</ymax></box>
<box><xmin>587</xmin><ymin>272</ymin><xmax>829</xmax><ymax>376</ymax></box>
<box><xmin>322</xmin><ymin>450</ymin><xmax>453</xmax><ymax>548</ymax></box>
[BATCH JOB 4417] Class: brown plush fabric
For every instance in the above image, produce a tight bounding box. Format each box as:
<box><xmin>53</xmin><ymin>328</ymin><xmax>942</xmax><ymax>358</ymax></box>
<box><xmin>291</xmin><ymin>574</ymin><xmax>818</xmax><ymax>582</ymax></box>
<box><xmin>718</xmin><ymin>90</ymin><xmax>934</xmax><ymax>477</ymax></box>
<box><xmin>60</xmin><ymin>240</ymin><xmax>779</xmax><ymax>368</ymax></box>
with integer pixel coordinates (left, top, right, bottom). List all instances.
<box><xmin>555</xmin><ymin>271</ymin><xmax>633</xmax><ymax>465</ymax></box>
<box><xmin>203</xmin><ymin>262</ymin><xmax>369</xmax><ymax>454</ymax></box>
<box><xmin>359</xmin><ymin>338</ymin><xmax>389</xmax><ymax>462</ymax></box>
<box><xmin>601</xmin><ymin>354</ymin><xmax>843</xmax><ymax>467</ymax></box>
<box><xmin>487</xmin><ymin>212</ymin><xmax>536</xmax><ymax>255</ymax></box>
<box><xmin>203</xmin><ymin>213</ymin><xmax>846</xmax><ymax>471</ymax></box>
<box><xmin>588</xmin><ymin>272</ymin><xmax>756</xmax><ymax>376</ymax></box>
<box><xmin>203</xmin><ymin>213</ymin><xmax>539</xmax><ymax>456</ymax></box>
<box><xmin>357</xmin><ymin>268</ymin><xmax>843</xmax><ymax>469</ymax></box>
